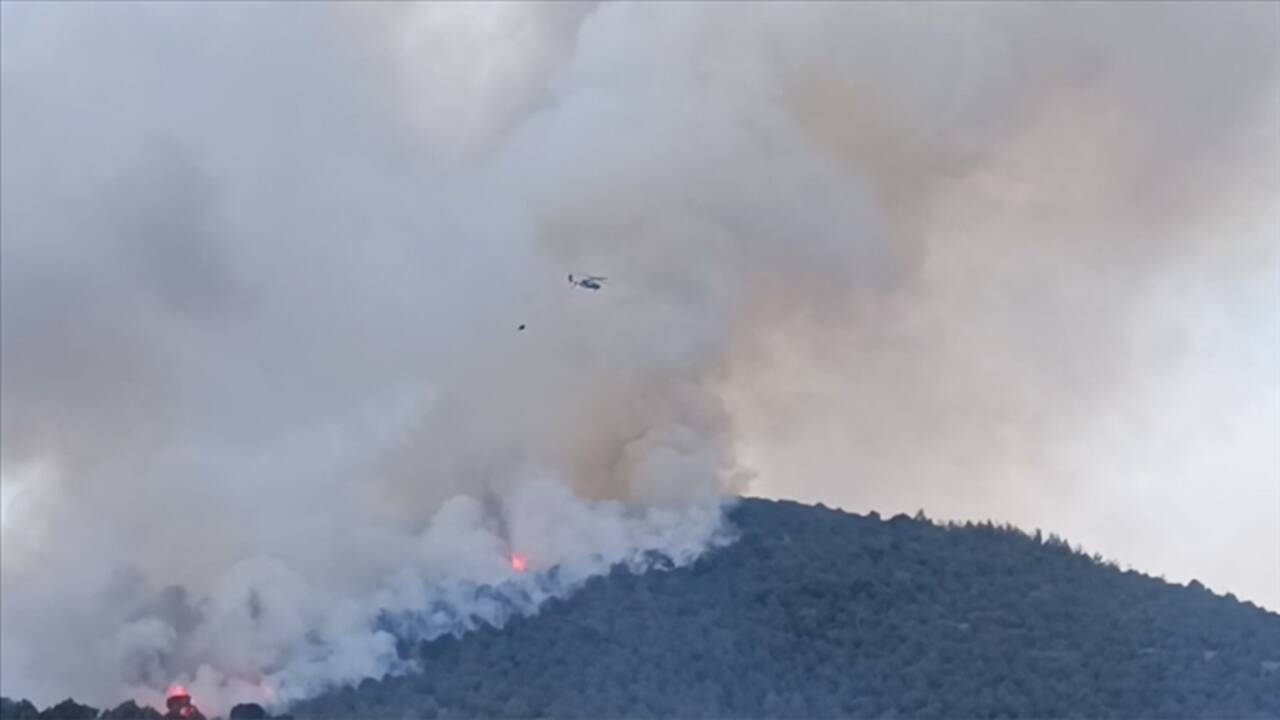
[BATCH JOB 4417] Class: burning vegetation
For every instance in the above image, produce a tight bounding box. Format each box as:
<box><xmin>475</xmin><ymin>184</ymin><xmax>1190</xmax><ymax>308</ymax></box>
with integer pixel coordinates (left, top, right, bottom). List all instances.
<box><xmin>3</xmin><ymin>499</ymin><xmax>1280</xmax><ymax>718</ymax></box>
<box><xmin>510</xmin><ymin>554</ymin><xmax>528</xmax><ymax>574</ymax></box>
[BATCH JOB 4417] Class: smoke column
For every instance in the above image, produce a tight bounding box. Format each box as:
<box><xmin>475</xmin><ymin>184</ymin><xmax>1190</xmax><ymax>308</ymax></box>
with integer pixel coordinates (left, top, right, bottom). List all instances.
<box><xmin>2</xmin><ymin>1</ymin><xmax>1277</xmax><ymax>713</ymax></box>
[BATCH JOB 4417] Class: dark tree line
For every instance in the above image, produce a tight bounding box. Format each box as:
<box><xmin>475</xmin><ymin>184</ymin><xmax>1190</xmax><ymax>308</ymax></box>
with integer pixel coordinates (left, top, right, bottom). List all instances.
<box><xmin>0</xmin><ymin>699</ymin><xmax>281</xmax><ymax>720</ymax></box>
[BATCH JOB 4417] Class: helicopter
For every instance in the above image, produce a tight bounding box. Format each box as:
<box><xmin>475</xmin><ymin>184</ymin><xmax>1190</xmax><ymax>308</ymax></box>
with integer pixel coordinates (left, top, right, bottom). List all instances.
<box><xmin>568</xmin><ymin>274</ymin><xmax>607</xmax><ymax>291</ymax></box>
<box><xmin>516</xmin><ymin>274</ymin><xmax>609</xmax><ymax>332</ymax></box>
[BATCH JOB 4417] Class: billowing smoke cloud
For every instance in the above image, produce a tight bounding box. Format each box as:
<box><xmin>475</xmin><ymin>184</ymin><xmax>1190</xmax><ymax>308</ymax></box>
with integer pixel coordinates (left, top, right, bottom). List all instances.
<box><xmin>2</xmin><ymin>0</ymin><xmax>1277</xmax><ymax>713</ymax></box>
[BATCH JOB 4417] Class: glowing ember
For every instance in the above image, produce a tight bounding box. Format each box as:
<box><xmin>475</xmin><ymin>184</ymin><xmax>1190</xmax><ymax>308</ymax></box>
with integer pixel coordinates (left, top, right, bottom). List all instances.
<box><xmin>510</xmin><ymin>553</ymin><xmax>528</xmax><ymax>573</ymax></box>
<box><xmin>166</xmin><ymin>684</ymin><xmax>190</xmax><ymax>700</ymax></box>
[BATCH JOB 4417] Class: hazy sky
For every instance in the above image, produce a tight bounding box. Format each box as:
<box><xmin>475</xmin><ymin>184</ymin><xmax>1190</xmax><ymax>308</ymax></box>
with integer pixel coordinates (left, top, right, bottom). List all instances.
<box><xmin>1</xmin><ymin>0</ymin><xmax>1277</xmax><ymax>711</ymax></box>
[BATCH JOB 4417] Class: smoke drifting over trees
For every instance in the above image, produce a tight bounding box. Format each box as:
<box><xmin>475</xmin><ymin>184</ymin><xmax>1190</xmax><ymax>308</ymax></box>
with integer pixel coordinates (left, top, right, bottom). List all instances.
<box><xmin>1</xmin><ymin>1</ymin><xmax>1277</xmax><ymax>714</ymax></box>
<box><xmin>6</xmin><ymin>499</ymin><xmax>1280</xmax><ymax>718</ymax></box>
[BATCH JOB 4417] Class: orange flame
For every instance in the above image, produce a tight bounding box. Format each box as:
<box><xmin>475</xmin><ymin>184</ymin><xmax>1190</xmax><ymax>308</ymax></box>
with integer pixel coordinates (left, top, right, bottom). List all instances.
<box><xmin>510</xmin><ymin>553</ymin><xmax>527</xmax><ymax>573</ymax></box>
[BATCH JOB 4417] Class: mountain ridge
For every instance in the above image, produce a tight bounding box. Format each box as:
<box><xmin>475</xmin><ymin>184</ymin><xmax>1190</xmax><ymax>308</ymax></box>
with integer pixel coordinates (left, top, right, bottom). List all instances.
<box><xmin>4</xmin><ymin>497</ymin><xmax>1279</xmax><ymax>719</ymax></box>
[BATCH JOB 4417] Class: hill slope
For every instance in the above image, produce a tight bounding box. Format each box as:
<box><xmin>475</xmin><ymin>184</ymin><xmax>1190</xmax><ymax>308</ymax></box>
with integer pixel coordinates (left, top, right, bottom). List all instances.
<box><xmin>4</xmin><ymin>498</ymin><xmax>1279</xmax><ymax>719</ymax></box>
<box><xmin>292</xmin><ymin>498</ymin><xmax>1280</xmax><ymax>719</ymax></box>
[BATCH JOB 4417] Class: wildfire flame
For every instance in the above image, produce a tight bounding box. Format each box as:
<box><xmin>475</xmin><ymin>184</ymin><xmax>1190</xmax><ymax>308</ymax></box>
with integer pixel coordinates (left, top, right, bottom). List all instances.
<box><xmin>510</xmin><ymin>553</ymin><xmax>527</xmax><ymax>573</ymax></box>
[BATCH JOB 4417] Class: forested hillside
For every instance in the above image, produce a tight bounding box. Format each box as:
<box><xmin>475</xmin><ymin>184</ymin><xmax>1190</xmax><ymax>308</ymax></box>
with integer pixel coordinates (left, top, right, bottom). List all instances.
<box><xmin>5</xmin><ymin>498</ymin><xmax>1279</xmax><ymax>719</ymax></box>
<box><xmin>294</xmin><ymin>498</ymin><xmax>1280</xmax><ymax>719</ymax></box>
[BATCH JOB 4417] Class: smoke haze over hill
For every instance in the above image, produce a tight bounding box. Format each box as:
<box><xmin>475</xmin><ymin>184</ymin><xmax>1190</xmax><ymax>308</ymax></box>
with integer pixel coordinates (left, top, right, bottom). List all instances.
<box><xmin>1</xmin><ymin>1</ymin><xmax>1277</xmax><ymax>714</ymax></box>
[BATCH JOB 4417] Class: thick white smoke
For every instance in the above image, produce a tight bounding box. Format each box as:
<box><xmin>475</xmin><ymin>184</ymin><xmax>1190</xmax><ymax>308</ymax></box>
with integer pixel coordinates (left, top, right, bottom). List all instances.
<box><xmin>2</xmin><ymin>1</ymin><xmax>1277</xmax><ymax>714</ymax></box>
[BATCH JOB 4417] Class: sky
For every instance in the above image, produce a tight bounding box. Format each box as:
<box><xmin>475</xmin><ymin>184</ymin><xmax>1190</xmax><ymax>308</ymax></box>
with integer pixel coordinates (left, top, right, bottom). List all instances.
<box><xmin>1</xmin><ymin>0</ymin><xmax>1278</xmax><ymax>712</ymax></box>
